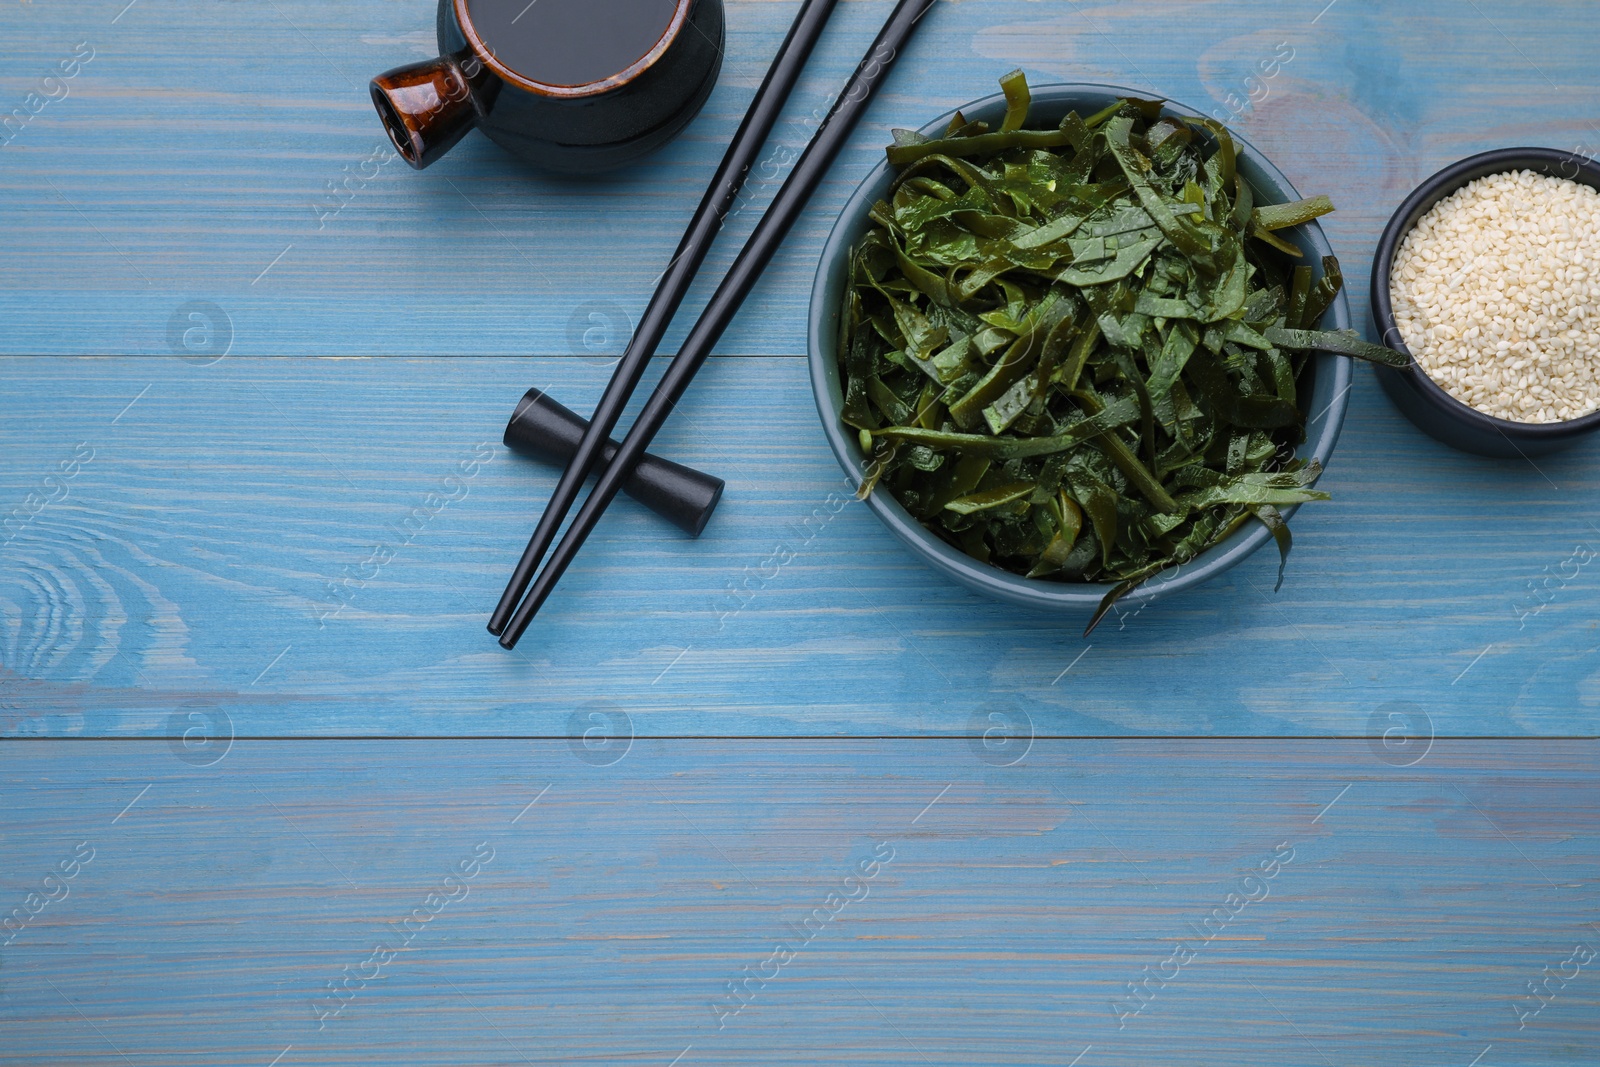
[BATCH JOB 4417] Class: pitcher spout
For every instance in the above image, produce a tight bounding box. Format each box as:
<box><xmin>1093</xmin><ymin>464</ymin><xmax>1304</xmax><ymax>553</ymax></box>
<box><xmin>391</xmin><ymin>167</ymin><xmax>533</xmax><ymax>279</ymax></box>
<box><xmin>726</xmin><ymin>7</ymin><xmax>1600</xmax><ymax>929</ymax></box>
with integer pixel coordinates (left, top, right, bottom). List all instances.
<box><xmin>369</xmin><ymin>50</ymin><xmax>497</xmax><ymax>169</ymax></box>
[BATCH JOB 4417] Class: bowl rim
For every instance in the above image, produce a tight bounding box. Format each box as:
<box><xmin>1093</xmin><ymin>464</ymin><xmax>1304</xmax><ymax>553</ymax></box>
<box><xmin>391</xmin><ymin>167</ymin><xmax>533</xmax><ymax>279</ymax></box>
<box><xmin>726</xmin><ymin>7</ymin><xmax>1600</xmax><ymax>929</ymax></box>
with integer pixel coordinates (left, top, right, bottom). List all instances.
<box><xmin>806</xmin><ymin>81</ymin><xmax>1354</xmax><ymax>612</ymax></box>
<box><xmin>1370</xmin><ymin>146</ymin><xmax>1600</xmax><ymax>441</ymax></box>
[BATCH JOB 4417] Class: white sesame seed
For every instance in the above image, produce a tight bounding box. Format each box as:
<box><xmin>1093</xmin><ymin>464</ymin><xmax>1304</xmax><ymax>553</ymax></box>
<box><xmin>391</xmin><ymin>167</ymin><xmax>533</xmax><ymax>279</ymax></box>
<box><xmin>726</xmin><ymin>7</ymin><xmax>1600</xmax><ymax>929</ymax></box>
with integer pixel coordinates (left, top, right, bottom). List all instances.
<box><xmin>1392</xmin><ymin>170</ymin><xmax>1600</xmax><ymax>423</ymax></box>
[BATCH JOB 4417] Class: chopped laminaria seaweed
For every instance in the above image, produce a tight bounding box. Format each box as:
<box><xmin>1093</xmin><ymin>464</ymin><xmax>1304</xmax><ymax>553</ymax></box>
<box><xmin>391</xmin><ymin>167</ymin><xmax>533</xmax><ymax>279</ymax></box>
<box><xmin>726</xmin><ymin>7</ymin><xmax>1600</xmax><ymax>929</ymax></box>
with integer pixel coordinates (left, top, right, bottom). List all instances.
<box><xmin>837</xmin><ymin>71</ymin><xmax>1404</xmax><ymax>633</ymax></box>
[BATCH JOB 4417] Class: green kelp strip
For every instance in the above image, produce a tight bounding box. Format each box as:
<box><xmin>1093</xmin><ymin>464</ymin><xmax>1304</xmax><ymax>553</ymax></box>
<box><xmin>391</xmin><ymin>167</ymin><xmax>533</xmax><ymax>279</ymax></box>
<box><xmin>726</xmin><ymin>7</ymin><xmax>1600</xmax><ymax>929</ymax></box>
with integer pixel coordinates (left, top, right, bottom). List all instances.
<box><xmin>837</xmin><ymin>71</ymin><xmax>1404</xmax><ymax>633</ymax></box>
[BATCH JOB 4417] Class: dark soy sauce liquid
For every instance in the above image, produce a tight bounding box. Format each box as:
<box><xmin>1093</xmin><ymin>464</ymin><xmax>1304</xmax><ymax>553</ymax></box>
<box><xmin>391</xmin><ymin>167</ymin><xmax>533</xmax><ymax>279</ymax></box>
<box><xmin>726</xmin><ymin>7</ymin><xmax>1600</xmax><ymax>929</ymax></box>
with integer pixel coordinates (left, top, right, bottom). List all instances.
<box><xmin>466</xmin><ymin>0</ymin><xmax>681</xmax><ymax>87</ymax></box>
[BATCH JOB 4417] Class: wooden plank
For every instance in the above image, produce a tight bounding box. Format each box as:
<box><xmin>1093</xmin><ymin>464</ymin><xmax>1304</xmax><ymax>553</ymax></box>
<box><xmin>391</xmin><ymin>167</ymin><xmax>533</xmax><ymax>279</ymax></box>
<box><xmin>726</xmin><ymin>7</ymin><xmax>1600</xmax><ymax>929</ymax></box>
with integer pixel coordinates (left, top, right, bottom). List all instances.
<box><xmin>3</xmin><ymin>0</ymin><xmax>1600</xmax><ymax>355</ymax></box>
<box><xmin>0</xmin><ymin>740</ymin><xmax>1594</xmax><ymax>1066</ymax></box>
<box><xmin>4</xmin><ymin>356</ymin><xmax>1600</xmax><ymax>738</ymax></box>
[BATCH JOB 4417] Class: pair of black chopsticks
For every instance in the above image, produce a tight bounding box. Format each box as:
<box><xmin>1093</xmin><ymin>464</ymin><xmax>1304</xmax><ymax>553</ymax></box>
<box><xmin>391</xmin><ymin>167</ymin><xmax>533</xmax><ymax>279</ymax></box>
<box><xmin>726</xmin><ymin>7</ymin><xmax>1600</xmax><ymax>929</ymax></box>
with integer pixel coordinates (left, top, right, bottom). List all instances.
<box><xmin>490</xmin><ymin>0</ymin><xmax>938</xmax><ymax>649</ymax></box>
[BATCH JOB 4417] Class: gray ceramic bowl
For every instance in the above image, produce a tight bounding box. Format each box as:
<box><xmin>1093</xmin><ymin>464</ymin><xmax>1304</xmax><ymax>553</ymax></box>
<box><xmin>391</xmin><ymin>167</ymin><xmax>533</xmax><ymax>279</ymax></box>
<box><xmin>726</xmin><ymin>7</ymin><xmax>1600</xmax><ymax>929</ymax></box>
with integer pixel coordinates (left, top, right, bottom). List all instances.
<box><xmin>1371</xmin><ymin>147</ymin><xmax>1600</xmax><ymax>457</ymax></box>
<box><xmin>807</xmin><ymin>83</ymin><xmax>1354</xmax><ymax>614</ymax></box>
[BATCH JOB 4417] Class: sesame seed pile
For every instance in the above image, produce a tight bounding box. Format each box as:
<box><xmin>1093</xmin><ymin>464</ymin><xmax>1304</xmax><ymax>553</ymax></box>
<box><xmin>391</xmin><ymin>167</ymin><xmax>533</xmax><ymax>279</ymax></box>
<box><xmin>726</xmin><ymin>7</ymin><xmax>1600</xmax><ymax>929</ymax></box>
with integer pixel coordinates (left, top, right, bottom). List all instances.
<box><xmin>1391</xmin><ymin>169</ymin><xmax>1600</xmax><ymax>424</ymax></box>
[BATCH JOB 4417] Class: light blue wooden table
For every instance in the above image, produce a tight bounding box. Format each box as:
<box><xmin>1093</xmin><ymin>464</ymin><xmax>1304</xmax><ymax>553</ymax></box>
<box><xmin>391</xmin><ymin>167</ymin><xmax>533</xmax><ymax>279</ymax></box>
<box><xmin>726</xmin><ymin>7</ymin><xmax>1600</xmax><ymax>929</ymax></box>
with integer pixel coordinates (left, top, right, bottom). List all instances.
<box><xmin>2</xmin><ymin>1</ymin><xmax>1596</xmax><ymax>1064</ymax></box>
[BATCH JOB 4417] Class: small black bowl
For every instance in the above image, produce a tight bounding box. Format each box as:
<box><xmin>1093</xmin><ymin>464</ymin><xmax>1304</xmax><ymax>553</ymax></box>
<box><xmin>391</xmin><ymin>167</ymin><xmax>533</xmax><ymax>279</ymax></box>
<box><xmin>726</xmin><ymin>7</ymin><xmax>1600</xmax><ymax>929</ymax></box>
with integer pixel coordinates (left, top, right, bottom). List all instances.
<box><xmin>1371</xmin><ymin>147</ymin><xmax>1600</xmax><ymax>458</ymax></box>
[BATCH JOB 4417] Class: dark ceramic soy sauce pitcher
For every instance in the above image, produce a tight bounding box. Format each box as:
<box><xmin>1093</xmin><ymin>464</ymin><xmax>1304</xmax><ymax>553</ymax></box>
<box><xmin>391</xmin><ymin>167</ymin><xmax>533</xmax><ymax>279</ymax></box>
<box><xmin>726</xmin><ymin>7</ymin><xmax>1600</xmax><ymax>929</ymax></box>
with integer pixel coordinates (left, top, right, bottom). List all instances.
<box><xmin>370</xmin><ymin>0</ymin><xmax>724</xmax><ymax>172</ymax></box>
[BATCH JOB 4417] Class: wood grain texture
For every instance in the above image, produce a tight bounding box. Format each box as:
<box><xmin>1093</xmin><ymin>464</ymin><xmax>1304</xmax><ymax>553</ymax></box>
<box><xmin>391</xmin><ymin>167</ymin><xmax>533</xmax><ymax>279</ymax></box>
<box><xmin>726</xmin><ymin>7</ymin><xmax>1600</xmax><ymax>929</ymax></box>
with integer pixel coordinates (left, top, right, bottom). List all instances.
<box><xmin>3</xmin><ymin>0</ymin><xmax>1600</xmax><ymax>355</ymax></box>
<box><xmin>5</xmin><ymin>6</ymin><xmax>1598</xmax><ymax>1063</ymax></box>
<box><xmin>1</xmin><ymin>740</ymin><xmax>1595</xmax><ymax>1067</ymax></box>
<box><xmin>5</xmin><ymin>1</ymin><xmax>1600</xmax><ymax>737</ymax></box>
<box><xmin>3</xmin><ymin>356</ymin><xmax>1600</xmax><ymax>738</ymax></box>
